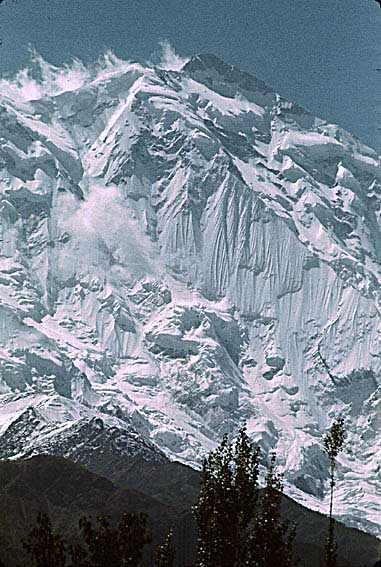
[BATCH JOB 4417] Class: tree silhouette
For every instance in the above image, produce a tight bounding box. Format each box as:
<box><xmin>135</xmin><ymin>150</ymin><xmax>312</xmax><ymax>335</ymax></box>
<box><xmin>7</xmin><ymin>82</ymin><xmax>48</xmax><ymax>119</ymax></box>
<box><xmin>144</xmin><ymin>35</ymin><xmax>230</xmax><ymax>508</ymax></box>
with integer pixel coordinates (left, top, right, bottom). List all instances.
<box><xmin>78</xmin><ymin>512</ymin><xmax>150</xmax><ymax>567</ymax></box>
<box><xmin>323</xmin><ymin>418</ymin><xmax>346</xmax><ymax>567</ymax></box>
<box><xmin>193</xmin><ymin>426</ymin><xmax>260</xmax><ymax>567</ymax></box>
<box><xmin>194</xmin><ymin>426</ymin><xmax>297</xmax><ymax>566</ymax></box>
<box><xmin>155</xmin><ymin>528</ymin><xmax>175</xmax><ymax>567</ymax></box>
<box><xmin>249</xmin><ymin>453</ymin><xmax>297</xmax><ymax>567</ymax></box>
<box><xmin>23</xmin><ymin>512</ymin><xmax>66</xmax><ymax>567</ymax></box>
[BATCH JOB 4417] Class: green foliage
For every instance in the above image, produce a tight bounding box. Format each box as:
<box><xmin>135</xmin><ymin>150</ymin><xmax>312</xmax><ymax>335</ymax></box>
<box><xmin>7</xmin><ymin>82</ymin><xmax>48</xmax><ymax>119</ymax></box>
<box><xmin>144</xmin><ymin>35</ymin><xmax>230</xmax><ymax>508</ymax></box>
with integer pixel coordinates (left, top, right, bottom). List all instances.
<box><xmin>23</xmin><ymin>512</ymin><xmax>66</xmax><ymax>567</ymax></box>
<box><xmin>155</xmin><ymin>528</ymin><xmax>175</xmax><ymax>567</ymax></box>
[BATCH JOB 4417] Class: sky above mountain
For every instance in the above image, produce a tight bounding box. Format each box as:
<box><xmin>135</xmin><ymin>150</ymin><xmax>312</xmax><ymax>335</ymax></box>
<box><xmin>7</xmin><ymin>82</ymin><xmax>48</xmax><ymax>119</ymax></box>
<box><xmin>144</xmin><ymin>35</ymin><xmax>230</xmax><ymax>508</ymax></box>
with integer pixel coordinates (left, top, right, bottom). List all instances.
<box><xmin>0</xmin><ymin>0</ymin><xmax>380</xmax><ymax>148</ymax></box>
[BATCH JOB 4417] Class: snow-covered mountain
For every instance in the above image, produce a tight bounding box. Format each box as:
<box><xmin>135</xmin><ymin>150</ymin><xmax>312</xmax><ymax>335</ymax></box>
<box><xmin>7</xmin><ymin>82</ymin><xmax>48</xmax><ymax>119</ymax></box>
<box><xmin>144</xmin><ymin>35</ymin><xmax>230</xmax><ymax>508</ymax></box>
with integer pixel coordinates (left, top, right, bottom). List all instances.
<box><xmin>0</xmin><ymin>52</ymin><xmax>380</xmax><ymax>535</ymax></box>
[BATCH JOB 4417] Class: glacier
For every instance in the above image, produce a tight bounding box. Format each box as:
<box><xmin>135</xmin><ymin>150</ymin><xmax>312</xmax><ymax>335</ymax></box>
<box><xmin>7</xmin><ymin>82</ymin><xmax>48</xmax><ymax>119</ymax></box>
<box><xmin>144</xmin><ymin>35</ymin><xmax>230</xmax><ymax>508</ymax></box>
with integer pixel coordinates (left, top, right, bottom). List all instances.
<box><xmin>0</xmin><ymin>51</ymin><xmax>380</xmax><ymax>535</ymax></box>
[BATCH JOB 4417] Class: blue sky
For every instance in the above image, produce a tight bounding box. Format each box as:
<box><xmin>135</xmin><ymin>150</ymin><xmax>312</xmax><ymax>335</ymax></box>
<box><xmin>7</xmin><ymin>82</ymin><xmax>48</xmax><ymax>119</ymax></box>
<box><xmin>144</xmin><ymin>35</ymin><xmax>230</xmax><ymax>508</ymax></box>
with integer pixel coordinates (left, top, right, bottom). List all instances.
<box><xmin>0</xmin><ymin>0</ymin><xmax>380</xmax><ymax>149</ymax></box>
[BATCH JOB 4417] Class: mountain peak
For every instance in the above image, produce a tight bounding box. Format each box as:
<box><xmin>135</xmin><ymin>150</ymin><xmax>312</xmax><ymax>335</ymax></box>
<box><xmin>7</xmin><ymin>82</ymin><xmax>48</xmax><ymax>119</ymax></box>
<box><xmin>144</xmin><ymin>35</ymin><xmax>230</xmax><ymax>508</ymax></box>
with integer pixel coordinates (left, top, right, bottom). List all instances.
<box><xmin>0</xmin><ymin>51</ymin><xmax>379</xmax><ymax>537</ymax></box>
<box><xmin>182</xmin><ymin>53</ymin><xmax>273</xmax><ymax>95</ymax></box>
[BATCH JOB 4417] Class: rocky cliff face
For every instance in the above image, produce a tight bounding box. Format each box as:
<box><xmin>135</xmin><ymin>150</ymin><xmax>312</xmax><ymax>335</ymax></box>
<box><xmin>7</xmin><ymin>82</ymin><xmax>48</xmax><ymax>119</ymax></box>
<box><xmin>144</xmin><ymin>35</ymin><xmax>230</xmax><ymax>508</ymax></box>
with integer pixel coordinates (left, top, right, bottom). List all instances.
<box><xmin>0</xmin><ymin>52</ymin><xmax>380</xmax><ymax>534</ymax></box>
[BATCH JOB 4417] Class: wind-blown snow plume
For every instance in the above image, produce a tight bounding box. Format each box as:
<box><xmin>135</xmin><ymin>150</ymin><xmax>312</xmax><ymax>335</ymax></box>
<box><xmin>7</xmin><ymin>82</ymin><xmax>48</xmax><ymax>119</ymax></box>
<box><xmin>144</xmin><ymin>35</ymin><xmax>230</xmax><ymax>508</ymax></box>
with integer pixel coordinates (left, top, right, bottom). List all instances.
<box><xmin>157</xmin><ymin>40</ymin><xmax>189</xmax><ymax>71</ymax></box>
<box><xmin>0</xmin><ymin>44</ymin><xmax>188</xmax><ymax>103</ymax></box>
<box><xmin>0</xmin><ymin>48</ymin><xmax>133</xmax><ymax>102</ymax></box>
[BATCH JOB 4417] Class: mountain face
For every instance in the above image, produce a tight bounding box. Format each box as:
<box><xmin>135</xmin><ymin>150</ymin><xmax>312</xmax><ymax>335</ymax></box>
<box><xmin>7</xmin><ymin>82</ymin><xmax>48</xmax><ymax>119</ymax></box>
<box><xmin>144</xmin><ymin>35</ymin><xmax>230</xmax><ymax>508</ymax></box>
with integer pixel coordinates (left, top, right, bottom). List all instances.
<box><xmin>0</xmin><ymin>53</ymin><xmax>380</xmax><ymax>535</ymax></box>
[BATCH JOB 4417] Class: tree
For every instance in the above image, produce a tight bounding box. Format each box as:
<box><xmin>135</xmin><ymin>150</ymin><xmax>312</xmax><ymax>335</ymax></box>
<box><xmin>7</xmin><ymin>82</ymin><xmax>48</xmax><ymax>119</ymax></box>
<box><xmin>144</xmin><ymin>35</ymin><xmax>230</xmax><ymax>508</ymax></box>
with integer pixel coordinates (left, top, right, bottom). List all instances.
<box><xmin>194</xmin><ymin>433</ymin><xmax>235</xmax><ymax>567</ymax></box>
<box><xmin>79</xmin><ymin>512</ymin><xmax>150</xmax><ymax>567</ymax></box>
<box><xmin>155</xmin><ymin>528</ymin><xmax>175</xmax><ymax>567</ymax></box>
<box><xmin>0</xmin><ymin>510</ymin><xmax>10</xmax><ymax>567</ymax></box>
<box><xmin>249</xmin><ymin>454</ymin><xmax>297</xmax><ymax>567</ymax></box>
<box><xmin>193</xmin><ymin>427</ymin><xmax>298</xmax><ymax>567</ymax></box>
<box><xmin>323</xmin><ymin>418</ymin><xmax>346</xmax><ymax>567</ymax></box>
<box><xmin>234</xmin><ymin>424</ymin><xmax>262</xmax><ymax>563</ymax></box>
<box><xmin>194</xmin><ymin>425</ymin><xmax>260</xmax><ymax>567</ymax></box>
<box><xmin>67</xmin><ymin>542</ymin><xmax>92</xmax><ymax>567</ymax></box>
<box><xmin>79</xmin><ymin>515</ymin><xmax>118</xmax><ymax>567</ymax></box>
<box><xmin>117</xmin><ymin>512</ymin><xmax>151</xmax><ymax>567</ymax></box>
<box><xmin>23</xmin><ymin>512</ymin><xmax>66</xmax><ymax>567</ymax></box>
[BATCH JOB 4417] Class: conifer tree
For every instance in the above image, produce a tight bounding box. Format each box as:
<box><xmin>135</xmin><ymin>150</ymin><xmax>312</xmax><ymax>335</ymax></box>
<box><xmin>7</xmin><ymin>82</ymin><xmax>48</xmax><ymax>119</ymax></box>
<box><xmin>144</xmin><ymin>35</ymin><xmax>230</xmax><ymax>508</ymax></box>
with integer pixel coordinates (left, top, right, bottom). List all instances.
<box><xmin>23</xmin><ymin>512</ymin><xmax>66</xmax><ymax>567</ymax></box>
<box><xmin>323</xmin><ymin>418</ymin><xmax>346</xmax><ymax>567</ymax></box>
<box><xmin>155</xmin><ymin>528</ymin><xmax>175</xmax><ymax>567</ymax></box>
